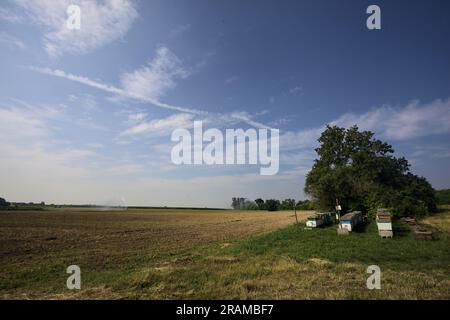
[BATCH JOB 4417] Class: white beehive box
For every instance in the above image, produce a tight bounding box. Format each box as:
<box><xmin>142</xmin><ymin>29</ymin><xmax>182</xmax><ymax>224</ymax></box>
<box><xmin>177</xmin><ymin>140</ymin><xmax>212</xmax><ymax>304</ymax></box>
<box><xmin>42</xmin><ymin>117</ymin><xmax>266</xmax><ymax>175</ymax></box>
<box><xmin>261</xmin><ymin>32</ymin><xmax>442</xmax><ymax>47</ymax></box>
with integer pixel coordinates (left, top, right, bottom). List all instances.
<box><xmin>306</xmin><ymin>220</ymin><xmax>318</xmax><ymax>228</ymax></box>
<box><xmin>377</xmin><ymin>222</ymin><xmax>392</xmax><ymax>231</ymax></box>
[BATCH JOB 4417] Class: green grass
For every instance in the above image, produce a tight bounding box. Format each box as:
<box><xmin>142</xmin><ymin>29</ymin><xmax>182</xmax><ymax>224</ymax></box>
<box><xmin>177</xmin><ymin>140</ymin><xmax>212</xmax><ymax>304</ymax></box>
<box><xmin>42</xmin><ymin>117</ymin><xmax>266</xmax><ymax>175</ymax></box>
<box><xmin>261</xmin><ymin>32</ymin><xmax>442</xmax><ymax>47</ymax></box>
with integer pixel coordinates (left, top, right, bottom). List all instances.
<box><xmin>225</xmin><ymin>220</ymin><xmax>449</xmax><ymax>271</ymax></box>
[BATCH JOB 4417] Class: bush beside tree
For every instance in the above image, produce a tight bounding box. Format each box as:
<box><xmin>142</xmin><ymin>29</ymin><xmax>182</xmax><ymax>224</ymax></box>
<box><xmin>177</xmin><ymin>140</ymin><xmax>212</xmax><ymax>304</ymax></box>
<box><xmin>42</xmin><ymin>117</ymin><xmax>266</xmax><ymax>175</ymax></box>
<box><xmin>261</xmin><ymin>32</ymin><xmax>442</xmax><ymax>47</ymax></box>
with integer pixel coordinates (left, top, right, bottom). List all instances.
<box><xmin>296</xmin><ymin>200</ymin><xmax>315</xmax><ymax>210</ymax></box>
<box><xmin>436</xmin><ymin>189</ymin><xmax>450</xmax><ymax>205</ymax></box>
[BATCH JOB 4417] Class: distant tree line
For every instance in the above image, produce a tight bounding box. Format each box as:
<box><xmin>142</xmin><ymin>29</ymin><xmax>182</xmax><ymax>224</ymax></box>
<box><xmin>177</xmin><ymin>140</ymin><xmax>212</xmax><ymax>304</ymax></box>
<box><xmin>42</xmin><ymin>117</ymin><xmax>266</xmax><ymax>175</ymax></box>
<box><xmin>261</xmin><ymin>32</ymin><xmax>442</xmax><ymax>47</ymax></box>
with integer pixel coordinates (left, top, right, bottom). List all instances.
<box><xmin>231</xmin><ymin>198</ymin><xmax>258</xmax><ymax>210</ymax></box>
<box><xmin>231</xmin><ymin>197</ymin><xmax>315</xmax><ymax>211</ymax></box>
<box><xmin>0</xmin><ymin>197</ymin><xmax>47</xmax><ymax>210</ymax></box>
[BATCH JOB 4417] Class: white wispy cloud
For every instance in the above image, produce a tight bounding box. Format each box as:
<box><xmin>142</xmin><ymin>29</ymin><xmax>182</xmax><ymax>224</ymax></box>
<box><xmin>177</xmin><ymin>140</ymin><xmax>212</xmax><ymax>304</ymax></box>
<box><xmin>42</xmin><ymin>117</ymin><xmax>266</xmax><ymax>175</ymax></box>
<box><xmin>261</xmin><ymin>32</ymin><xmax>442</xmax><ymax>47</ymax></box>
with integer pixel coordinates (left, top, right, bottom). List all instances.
<box><xmin>30</xmin><ymin>46</ymin><xmax>274</xmax><ymax>129</ymax></box>
<box><xmin>2</xmin><ymin>0</ymin><xmax>138</xmax><ymax>57</ymax></box>
<box><xmin>120</xmin><ymin>46</ymin><xmax>191</xmax><ymax>102</ymax></box>
<box><xmin>0</xmin><ymin>31</ymin><xmax>26</xmax><ymax>50</ymax></box>
<box><xmin>226</xmin><ymin>111</ymin><xmax>273</xmax><ymax>129</ymax></box>
<box><xmin>121</xmin><ymin>113</ymin><xmax>195</xmax><ymax>136</ymax></box>
<box><xmin>0</xmin><ymin>6</ymin><xmax>25</xmax><ymax>23</ymax></box>
<box><xmin>1</xmin><ymin>97</ymin><xmax>107</xmax><ymax>137</ymax></box>
<box><xmin>255</xmin><ymin>98</ymin><xmax>450</xmax><ymax>184</ymax></box>
<box><xmin>0</xmin><ymin>99</ymin><xmax>65</xmax><ymax>141</ymax></box>
<box><xmin>169</xmin><ymin>23</ymin><xmax>191</xmax><ymax>38</ymax></box>
<box><xmin>289</xmin><ymin>85</ymin><xmax>303</xmax><ymax>95</ymax></box>
<box><xmin>280</xmin><ymin>98</ymin><xmax>450</xmax><ymax>154</ymax></box>
<box><xmin>30</xmin><ymin>64</ymin><xmax>204</xmax><ymax>114</ymax></box>
<box><xmin>127</xmin><ymin>112</ymin><xmax>147</xmax><ymax>122</ymax></box>
<box><xmin>0</xmin><ymin>99</ymin><xmax>141</xmax><ymax>204</ymax></box>
<box><xmin>409</xmin><ymin>145</ymin><xmax>450</xmax><ymax>159</ymax></box>
<box><xmin>0</xmin><ymin>106</ymin><xmax>49</xmax><ymax>139</ymax></box>
<box><xmin>29</xmin><ymin>46</ymin><xmax>205</xmax><ymax>115</ymax></box>
<box><xmin>331</xmin><ymin>99</ymin><xmax>450</xmax><ymax>140</ymax></box>
<box><xmin>67</xmin><ymin>93</ymin><xmax>98</xmax><ymax>112</ymax></box>
<box><xmin>118</xmin><ymin>108</ymin><xmax>273</xmax><ymax>138</ymax></box>
<box><xmin>0</xmin><ymin>100</ymin><xmax>95</xmax><ymax>187</ymax></box>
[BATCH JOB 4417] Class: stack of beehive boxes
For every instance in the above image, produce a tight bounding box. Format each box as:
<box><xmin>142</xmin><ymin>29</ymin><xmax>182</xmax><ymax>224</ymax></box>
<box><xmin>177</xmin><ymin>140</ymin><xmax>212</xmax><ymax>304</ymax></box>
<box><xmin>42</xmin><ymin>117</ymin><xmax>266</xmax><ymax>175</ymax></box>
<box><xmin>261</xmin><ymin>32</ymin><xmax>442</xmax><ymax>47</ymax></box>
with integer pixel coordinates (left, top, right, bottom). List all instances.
<box><xmin>376</xmin><ymin>208</ymin><xmax>393</xmax><ymax>238</ymax></box>
<box><xmin>339</xmin><ymin>211</ymin><xmax>362</xmax><ymax>232</ymax></box>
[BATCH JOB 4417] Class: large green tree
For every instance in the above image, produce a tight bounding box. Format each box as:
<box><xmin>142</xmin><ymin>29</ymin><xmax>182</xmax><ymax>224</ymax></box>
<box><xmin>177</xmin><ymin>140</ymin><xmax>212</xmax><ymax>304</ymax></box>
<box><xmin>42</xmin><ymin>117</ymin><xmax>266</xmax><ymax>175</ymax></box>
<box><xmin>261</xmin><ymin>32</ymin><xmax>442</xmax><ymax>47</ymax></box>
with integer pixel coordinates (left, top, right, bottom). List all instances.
<box><xmin>304</xmin><ymin>125</ymin><xmax>437</xmax><ymax>217</ymax></box>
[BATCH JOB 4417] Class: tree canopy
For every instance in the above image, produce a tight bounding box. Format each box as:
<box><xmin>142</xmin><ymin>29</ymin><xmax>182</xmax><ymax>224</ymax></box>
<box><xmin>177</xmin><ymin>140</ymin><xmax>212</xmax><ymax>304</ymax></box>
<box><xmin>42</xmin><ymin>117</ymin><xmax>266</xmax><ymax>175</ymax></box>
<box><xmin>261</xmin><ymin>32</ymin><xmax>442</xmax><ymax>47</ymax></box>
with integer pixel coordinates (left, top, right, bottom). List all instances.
<box><xmin>265</xmin><ymin>199</ymin><xmax>281</xmax><ymax>211</ymax></box>
<box><xmin>304</xmin><ymin>125</ymin><xmax>437</xmax><ymax>217</ymax></box>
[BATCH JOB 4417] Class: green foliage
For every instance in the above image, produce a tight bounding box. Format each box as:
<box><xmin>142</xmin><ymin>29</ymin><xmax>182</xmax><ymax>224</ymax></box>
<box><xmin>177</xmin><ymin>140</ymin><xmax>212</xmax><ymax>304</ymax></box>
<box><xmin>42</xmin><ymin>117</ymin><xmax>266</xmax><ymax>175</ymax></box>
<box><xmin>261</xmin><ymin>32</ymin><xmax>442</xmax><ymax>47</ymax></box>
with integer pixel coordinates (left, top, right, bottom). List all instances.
<box><xmin>233</xmin><ymin>197</ymin><xmax>317</xmax><ymax>212</ymax></box>
<box><xmin>389</xmin><ymin>174</ymin><xmax>437</xmax><ymax>217</ymax></box>
<box><xmin>305</xmin><ymin>125</ymin><xmax>437</xmax><ymax>217</ymax></box>
<box><xmin>296</xmin><ymin>200</ymin><xmax>315</xmax><ymax>210</ymax></box>
<box><xmin>231</xmin><ymin>197</ymin><xmax>258</xmax><ymax>210</ymax></box>
<box><xmin>265</xmin><ymin>199</ymin><xmax>280</xmax><ymax>211</ymax></box>
<box><xmin>241</xmin><ymin>200</ymin><xmax>259</xmax><ymax>210</ymax></box>
<box><xmin>254</xmin><ymin>198</ymin><xmax>265</xmax><ymax>210</ymax></box>
<box><xmin>280</xmin><ymin>198</ymin><xmax>296</xmax><ymax>210</ymax></box>
<box><xmin>436</xmin><ymin>189</ymin><xmax>450</xmax><ymax>205</ymax></box>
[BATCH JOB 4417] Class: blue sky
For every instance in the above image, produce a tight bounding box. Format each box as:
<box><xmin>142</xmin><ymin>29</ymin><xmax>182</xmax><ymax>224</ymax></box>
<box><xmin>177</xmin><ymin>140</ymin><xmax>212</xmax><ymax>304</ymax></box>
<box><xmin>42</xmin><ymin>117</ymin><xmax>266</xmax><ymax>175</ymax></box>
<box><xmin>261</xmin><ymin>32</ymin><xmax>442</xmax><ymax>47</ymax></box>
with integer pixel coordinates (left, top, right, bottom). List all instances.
<box><xmin>0</xmin><ymin>0</ymin><xmax>449</xmax><ymax>208</ymax></box>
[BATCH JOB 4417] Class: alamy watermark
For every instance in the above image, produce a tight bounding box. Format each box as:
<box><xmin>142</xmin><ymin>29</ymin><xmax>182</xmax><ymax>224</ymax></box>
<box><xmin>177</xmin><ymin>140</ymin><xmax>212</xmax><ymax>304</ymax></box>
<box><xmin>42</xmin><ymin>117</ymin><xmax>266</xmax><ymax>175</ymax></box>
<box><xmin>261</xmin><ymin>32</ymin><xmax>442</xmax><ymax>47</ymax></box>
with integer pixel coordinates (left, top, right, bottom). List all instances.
<box><xmin>171</xmin><ymin>121</ymin><xmax>279</xmax><ymax>175</ymax></box>
<box><xmin>366</xmin><ymin>5</ymin><xmax>381</xmax><ymax>30</ymax></box>
<box><xmin>366</xmin><ymin>265</ymin><xmax>381</xmax><ymax>290</ymax></box>
<box><xmin>66</xmin><ymin>265</ymin><xmax>81</xmax><ymax>290</ymax></box>
<box><xmin>66</xmin><ymin>4</ymin><xmax>81</xmax><ymax>30</ymax></box>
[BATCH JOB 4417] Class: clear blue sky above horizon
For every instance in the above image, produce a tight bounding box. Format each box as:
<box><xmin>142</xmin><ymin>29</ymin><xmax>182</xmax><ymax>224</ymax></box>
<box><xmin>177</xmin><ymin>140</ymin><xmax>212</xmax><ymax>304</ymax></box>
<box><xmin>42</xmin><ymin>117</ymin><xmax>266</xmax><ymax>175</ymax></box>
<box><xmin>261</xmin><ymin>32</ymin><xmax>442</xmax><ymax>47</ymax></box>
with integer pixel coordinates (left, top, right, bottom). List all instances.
<box><xmin>1</xmin><ymin>0</ymin><xmax>449</xmax><ymax>208</ymax></box>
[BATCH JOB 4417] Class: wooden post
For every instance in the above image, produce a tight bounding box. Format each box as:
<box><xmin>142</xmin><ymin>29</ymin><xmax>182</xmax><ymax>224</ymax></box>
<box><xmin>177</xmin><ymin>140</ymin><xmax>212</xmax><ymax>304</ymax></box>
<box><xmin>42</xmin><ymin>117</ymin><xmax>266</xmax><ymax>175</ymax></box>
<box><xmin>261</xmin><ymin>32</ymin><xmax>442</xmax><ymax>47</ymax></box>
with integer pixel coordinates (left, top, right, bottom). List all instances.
<box><xmin>335</xmin><ymin>198</ymin><xmax>341</xmax><ymax>224</ymax></box>
<box><xmin>294</xmin><ymin>202</ymin><xmax>298</xmax><ymax>224</ymax></box>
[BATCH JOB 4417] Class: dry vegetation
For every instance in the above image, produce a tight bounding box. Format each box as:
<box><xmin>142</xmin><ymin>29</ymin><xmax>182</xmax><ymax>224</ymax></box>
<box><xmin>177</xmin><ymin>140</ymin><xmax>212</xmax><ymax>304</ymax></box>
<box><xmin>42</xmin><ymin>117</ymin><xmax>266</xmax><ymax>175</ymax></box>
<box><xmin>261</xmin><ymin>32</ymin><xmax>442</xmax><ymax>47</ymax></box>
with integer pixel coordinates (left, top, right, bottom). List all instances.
<box><xmin>422</xmin><ymin>205</ymin><xmax>450</xmax><ymax>234</ymax></box>
<box><xmin>0</xmin><ymin>207</ymin><xmax>449</xmax><ymax>299</ymax></box>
